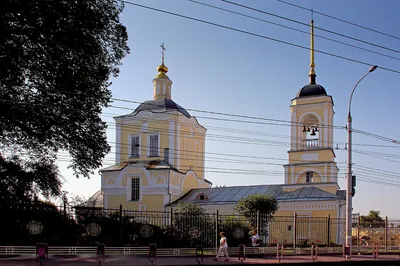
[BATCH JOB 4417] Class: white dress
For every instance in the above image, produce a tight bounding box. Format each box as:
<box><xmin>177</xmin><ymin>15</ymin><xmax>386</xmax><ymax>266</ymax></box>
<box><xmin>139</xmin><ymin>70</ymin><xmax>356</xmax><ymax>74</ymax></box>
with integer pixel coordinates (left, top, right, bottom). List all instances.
<box><xmin>216</xmin><ymin>236</ymin><xmax>229</xmax><ymax>259</ymax></box>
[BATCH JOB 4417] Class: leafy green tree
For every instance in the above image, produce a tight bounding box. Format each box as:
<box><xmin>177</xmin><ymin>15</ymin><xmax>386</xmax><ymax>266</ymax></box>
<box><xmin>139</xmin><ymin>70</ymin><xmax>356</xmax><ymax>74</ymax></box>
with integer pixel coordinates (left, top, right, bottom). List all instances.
<box><xmin>236</xmin><ymin>194</ymin><xmax>278</xmax><ymax>240</ymax></box>
<box><xmin>236</xmin><ymin>194</ymin><xmax>279</xmax><ymax>218</ymax></box>
<box><xmin>175</xmin><ymin>202</ymin><xmax>206</xmax><ymax>214</ymax></box>
<box><xmin>173</xmin><ymin>203</ymin><xmax>210</xmax><ymax>247</ymax></box>
<box><xmin>0</xmin><ymin>0</ymin><xmax>129</xmax><ymax>202</ymax></box>
<box><xmin>360</xmin><ymin>210</ymin><xmax>385</xmax><ymax>228</ymax></box>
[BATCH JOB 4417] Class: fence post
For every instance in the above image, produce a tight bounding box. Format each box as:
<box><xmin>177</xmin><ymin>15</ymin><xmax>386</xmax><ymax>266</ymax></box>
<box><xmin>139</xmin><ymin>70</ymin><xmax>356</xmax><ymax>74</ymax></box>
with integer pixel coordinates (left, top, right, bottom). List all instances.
<box><xmin>384</xmin><ymin>216</ymin><xmax>388</xmax><ymax>252</ymax></box>
<box><xmin>293</xmin><ymin>213</ymin><xmax>297</xmax><ymax>249</ymax></box>
<box><xmin>357</xmin><ymin>215</ymin><xmax>361</xmax><ymax>252</ymax></box>
<box><xmin>216</xmin><ymin>210</ymin><xmax>219</xmax><ymax>250</ymax></box>
<box><xmin>119</xmin><ymin>204</ymin><xmax>123</xmax><ymax>244</ymax></box>
<box><xmin>170</xmin><ymin>208</ymin><xmax>173</xmax><ymax>228</ymax></box>
<box><xmin>256</xmin><ymin>211</ymin><xmax>260</xmax><ymax>236</ymax></box>
<box><xmin>327</xmin><ymin>214</ymin><xmax>331</xmax><ymax>247</ymax></box>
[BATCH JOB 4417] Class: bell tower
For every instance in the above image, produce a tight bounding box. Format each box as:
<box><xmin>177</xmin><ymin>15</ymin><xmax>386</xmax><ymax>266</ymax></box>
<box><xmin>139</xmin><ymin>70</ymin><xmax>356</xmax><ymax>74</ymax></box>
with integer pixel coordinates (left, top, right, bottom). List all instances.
<box><xmin>283</xmin><ymin>20</ymin><xmax>339</xmax><ymax>192</ymax></box>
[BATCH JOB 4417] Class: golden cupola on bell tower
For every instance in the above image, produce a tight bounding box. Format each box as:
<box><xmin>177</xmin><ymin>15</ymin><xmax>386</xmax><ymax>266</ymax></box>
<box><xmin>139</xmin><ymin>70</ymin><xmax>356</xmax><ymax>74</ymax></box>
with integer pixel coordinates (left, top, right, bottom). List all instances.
<box><xmin>283</xmin><ymin>20</ymin><xmax>339</xmax><ymax>194</ymax></box>
<box><xmin>153</xmin><ymin>43</ymin><xmax>172</xmax><ymax>100</ymax></box>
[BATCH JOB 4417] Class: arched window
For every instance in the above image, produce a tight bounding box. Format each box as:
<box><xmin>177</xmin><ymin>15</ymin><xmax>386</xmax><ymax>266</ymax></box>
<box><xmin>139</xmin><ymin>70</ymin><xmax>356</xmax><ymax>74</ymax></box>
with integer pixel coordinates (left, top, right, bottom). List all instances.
<box><xmin>306</xmin><ymin>171</ymin><xmax>313</xmax><ymax>183</ymax></box>
<box><xmin>196</xmin><ymin>193</ymin><xmax>208</xmax><ymax>201</ymax></box>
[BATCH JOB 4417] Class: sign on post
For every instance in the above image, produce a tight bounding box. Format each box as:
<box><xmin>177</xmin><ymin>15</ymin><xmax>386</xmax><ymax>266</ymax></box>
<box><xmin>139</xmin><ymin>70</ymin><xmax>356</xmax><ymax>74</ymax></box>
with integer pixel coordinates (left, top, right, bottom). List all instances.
<box><xmin>195</xmin><ymin>245</ymin><xmax>203</xmax><ymax>264</ymax></box>
<box><xmin>149</xmin><ymin>243</ymin><xmax>157</xmax><ymax>265</ymax></box>
<box><xmin>238</xmin><ymin>244</ymin><xmax>246</xmax><ymax>263</ymax></box>
<box><xmin>36</xmin><ymin>243</ymin><xmax>48</xmax><ymax>261</ymax></box>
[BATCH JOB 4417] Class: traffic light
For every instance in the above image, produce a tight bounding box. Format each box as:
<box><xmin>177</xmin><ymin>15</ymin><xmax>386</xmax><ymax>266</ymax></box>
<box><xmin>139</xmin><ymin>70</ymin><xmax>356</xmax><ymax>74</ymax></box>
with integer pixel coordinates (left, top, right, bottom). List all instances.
<box><xmin>351</xmin><ymin>175</ymin><xmax>356</xmax><ymax>197</ymax></box>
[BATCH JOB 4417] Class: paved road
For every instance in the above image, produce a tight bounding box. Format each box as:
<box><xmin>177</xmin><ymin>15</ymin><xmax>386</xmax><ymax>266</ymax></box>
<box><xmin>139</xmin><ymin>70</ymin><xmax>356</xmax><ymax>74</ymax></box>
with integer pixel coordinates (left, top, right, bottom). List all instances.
<box><xmin>0</xmin><ymin>255</ymin><xmax>399</xmax><ymax>265</ymax></box>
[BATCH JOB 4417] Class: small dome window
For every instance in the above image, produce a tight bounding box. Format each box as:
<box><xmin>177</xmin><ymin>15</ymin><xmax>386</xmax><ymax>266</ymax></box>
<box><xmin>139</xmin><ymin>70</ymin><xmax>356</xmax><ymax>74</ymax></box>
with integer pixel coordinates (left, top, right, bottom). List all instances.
<box><xmin>196</xmin><ymin>193</ymin><xmax>208</xmax><ymax>201</ymax></box>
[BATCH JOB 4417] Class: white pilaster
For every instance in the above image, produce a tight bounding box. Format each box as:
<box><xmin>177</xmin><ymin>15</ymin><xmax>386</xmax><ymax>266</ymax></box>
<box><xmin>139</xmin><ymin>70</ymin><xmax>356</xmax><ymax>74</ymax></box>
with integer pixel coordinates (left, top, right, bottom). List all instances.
<box><xmin>176</xmin><ymin>122</ymin><xmax>180</xmax><ymax>169</ymax></box>
<box><xmin>291</xmin><ymin>110</ymin><xmax>296</xmax><ymax>150</ymax></box>
<box><xmin>284</xmin><ymin>166</ymin><xmax>288</xmax><ymax>184</ymax></box>
<box><xmin>115</xmin><ymin>121</ymin><xmax>122</xmax><ymax>164</ymax></box>
<box><xmin>324</xmin><ymin>108</ymin><xmax>328</xmax><ymax>147</ymax></box>
<box><xmin>169</xmin><ymin>120</ymin><xmax>175</xmax><ymax>165</ymax></box>
<box><xmin>290</xmin><ymin>166</ymin><xmax>295</xmax><ymax>184</ymax></box>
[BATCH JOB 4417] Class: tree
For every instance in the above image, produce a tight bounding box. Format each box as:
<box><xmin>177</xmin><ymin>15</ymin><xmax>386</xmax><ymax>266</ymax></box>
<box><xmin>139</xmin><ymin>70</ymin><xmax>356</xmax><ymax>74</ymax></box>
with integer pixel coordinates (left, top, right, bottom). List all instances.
<box><xmin>360</xmin><ymin>210</ymin><xmax>384</xmax><ymax>228</ymax></box>
<box><xmin>236</xmin><ymin>194</ymin><xmax>279</xmax><ymax>219</ymax></box>
<box><xmin>0</xmin><ymin>0</ymin><xmax>129</xmax><ymax>202</ymax></box>
<box><xmin>174</xmin><ymin>202</ymin><xmax>206</xmax><ymax>214</ymax></box>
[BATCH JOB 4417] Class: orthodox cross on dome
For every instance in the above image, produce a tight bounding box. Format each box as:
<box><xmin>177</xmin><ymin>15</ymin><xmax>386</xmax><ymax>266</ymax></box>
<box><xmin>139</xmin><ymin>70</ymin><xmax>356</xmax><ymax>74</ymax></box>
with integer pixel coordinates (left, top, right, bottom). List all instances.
<box><xmin>160</xmin><ymin>43</ymin><xmax>166</xmax><ymax>64</ymax></box>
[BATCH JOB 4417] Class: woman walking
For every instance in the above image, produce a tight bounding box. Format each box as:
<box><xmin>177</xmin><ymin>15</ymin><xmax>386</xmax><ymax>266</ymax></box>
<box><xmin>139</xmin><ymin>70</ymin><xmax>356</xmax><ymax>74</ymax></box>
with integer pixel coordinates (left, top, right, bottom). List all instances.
<box><xmin>213</xmin><ymin>232</ymin><xmax>229</xmax><ymax>261</ymax></box>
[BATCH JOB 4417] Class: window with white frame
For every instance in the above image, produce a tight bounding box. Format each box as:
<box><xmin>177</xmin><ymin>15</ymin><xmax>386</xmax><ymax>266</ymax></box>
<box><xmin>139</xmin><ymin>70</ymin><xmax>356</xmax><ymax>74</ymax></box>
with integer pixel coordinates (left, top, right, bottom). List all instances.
<box><xmin>306</xmin><ymin>171</ymin><xmax>313</xmax><ymax>183</ymax></box>
<box><xmin>149</xmin><ymin>133</ymin><xmax>159</xmax><ymax>157</ymax></box>
<box><xmin>131</xmin><ymin>177</ymin><xmax>140</xmax><ymax>201</ymax></box>
<box><xmin>130</xmin><ymin>135</ymin><xmax>140</xmax><ymax>158</ymax></box>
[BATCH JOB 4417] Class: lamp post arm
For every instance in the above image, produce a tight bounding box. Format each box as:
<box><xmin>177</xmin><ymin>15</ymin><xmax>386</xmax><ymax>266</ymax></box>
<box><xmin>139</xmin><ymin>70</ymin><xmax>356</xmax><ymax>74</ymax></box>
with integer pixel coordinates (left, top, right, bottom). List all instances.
<box><xmin>348</xmin><ymin>71</ymin><xmax>371</xmax><ymax>118</ymax></box>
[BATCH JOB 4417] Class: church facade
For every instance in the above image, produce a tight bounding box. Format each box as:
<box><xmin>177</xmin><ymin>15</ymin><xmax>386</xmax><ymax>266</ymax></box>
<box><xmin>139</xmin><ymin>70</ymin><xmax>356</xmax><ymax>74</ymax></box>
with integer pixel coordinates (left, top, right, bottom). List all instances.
<box><xmin>168</xmin><ymin>21</ymin><xmax>346</xmax><ymax>242</ymax></box>
<box><xmin>100</xmin><ymin>47</ymin><xmax>211</xmax><ymax>211</ymax></box>
<box><xmin>100</xmin><ymin>20</ymin><xmax>346</xmax><ymax>241</ymax></box>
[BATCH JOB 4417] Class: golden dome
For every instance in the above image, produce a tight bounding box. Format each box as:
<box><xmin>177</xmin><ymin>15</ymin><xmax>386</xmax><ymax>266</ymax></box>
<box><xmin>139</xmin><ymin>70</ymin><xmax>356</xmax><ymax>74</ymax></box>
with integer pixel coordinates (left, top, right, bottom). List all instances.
<box><xmin>157</xmin><ymin>63</ymin><xmax>168</xmax><ymax>73</ymax></box>
<box><xmin>156</xmin><ymin>63</ymin><xmax>169</xmax><ymax>79</ymax></box>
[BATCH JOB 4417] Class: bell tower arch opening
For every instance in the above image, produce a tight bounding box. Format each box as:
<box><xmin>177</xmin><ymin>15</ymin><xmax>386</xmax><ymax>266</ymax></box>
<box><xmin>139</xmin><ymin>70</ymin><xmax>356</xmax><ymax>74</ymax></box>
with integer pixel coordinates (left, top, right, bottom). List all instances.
<box><xmin>300</xmin><ymin>113</ymin><xmax>321</xmax><ymax>150</ymax></box>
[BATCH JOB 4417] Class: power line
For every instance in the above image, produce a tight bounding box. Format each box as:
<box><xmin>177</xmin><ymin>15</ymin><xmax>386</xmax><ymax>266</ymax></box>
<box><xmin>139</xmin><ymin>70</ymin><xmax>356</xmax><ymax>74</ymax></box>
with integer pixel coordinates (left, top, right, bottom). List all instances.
<box><xmin>354</xmin><ymin>164</ymin><xmax>400</xmax><ymax>177</ymax></box>
<box><xmin>121</xmin><ymin>0</ymin><xmax>400</xmax><ymax>74</ymax></box>
<box><xmin>110</xmin><ymin>98</ymin><xmax>344</xmax><ymax>129</ymax></box>
<box><xmin>276</xmin><ymin>0</ymin><xmax>400</xmax><ymax>41</ymax></box>
<box><xmin>2</xmin><ymin>98</ymin><xmax>399</xmax><ymax>156</ymax></box>
<box><xmin>9</xmin><ymin>151</ymin><xmax>399</xmax><ymax>186</ymax></box>
<box><xmin>353</xmin><ymin>128</ymin><xmax>400</xmax><ymax>145</ymax></box>
<box><xmin>353</xmin><ymin>150</ymin><xmax>400</xmax><ymax>164</ymax></box>
<box><xmin>0</xmin><ymin>97</ymin><xmax>344</xmax><ymax>129</ymax></box>
<box><xmin>188</xmin><ymin>0</ymin><xmax>400</xmax><ymax>62</ymax></box>
<box><xmin>102</xmin><ymin>111</ymin><xmax>399</xmax><ymax>149</ymax></box>
<box><xmin>221</xmin><ymin>0</ymin><xmax>400</xmax><ymax>54</ymax></box>
<box><xmin>4</xmin><ymin>149</ymin><xmax>399</xmax><ymax>188</ymax></box>
<box><xmin>105</xmin><ymin>121</ymin><xmax>400</xmax><ymax>160</ymax></box>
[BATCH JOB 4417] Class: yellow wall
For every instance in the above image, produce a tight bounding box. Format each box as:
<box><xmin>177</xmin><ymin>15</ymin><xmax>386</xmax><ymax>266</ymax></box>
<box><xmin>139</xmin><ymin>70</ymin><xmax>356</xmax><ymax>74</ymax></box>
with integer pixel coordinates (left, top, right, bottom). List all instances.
<box><xmin>118</xmin><ymin>118</ymin><xmax>171</xmax><ymax>163</ymax></box>
<box><xmin>282</xmin><ymin>184</ymin><xmax>338</xmax><ymax>195</ymax></box>
<box><xmin>269</xmin><ymin>209</ymin><xmax>340</xmax><ymax>245</ymax></box>
<box><xmin>177</xmin><ymin>116</ymin><xmax>206</xmax><ymax>179</ymax></box>
<box><xmin>288</xmin><ymin>150</ymin><xmax>335</xmax><ymax>164</ymax></box>
<box><xmin>116</xmin><ymin>115</ymin><xmax>206</xmax><ymax>180</ymax></box>
<box><xmin>107</xmin><ymin>195</ymin><xmax>165</xmax><ymax>210</ymax></box>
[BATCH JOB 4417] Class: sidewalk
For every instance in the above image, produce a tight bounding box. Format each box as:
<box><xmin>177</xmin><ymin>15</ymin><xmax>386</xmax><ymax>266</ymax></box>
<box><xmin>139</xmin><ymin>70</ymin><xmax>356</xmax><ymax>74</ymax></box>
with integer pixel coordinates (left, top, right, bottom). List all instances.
<box><xmin>0</xmin><ymin>255</ymin><xmax>399</xmax><ymax>265</ymax></box>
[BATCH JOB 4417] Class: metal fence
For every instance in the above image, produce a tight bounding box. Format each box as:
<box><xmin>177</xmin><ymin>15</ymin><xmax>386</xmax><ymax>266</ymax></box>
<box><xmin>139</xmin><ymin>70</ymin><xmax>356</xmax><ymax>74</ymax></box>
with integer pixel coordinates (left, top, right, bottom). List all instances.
<box><xmin>1</xmin><ymin>202</ymin><xmax>399</xmax><ymax>249</ymax></box>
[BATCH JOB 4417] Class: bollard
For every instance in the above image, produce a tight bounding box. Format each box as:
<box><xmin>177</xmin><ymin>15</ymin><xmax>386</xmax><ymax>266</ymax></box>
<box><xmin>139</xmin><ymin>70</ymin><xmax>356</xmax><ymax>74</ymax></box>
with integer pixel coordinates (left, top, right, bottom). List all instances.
<box><xmin>97</xmin><ymin>243</ymin><xmax>105</xmax><ymax>265</ymax></box>
<box><xmin>276</xmin><ymin>244</ymin><xmax>283</xmax><ymax>262</ymax></box>
<box><xmin>343</xmin><ymin>244</ymin><xmax>350</xmax><ymax>258</ymax></box>
<box><xmin>311</xmin><ymin>245</ymin><xmax>318</xmax><ymax>262</ymax></box>
<box><xmin>149</xmin><ymin>243</ymin><xmax>157</xmax><ymax>265</ymax></box>
<box><xmin>238</xmin><ymin>244</ymin><xmax>246</xmax><ymax>263</ymax></box>
<box><xmin>196</xmin><ymin>245</ymin><xmax>203</xmax><ymax>264</ymax></box>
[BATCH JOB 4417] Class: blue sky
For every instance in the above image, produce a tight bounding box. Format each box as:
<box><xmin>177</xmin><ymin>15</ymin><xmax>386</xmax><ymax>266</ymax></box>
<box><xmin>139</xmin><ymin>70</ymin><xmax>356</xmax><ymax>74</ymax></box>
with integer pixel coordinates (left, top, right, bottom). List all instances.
<box><xmin>60</xmin><ymin>0</ymin><xmax>400</xmax><ymax>218</ymax></box>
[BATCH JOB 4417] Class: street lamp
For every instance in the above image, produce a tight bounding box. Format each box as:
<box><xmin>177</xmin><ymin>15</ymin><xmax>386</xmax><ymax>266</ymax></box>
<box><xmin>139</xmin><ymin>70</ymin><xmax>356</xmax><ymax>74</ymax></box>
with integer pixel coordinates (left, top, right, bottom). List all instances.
<box><xmin>345</xmin><ymin>65</ymin><xmax>378</xmax><ymax>259</ymax></box>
